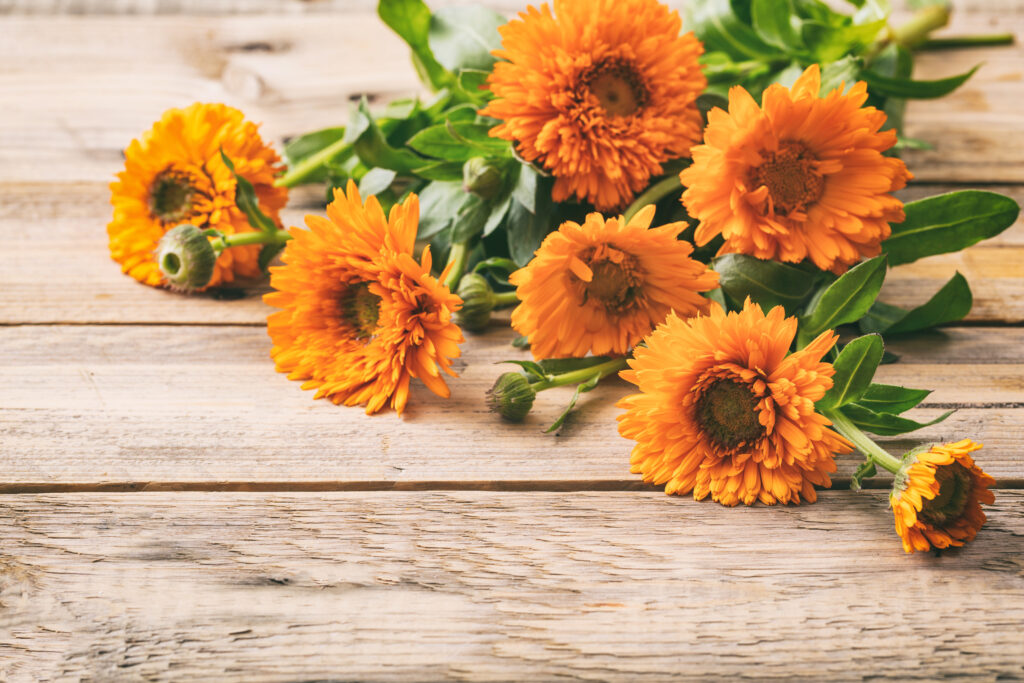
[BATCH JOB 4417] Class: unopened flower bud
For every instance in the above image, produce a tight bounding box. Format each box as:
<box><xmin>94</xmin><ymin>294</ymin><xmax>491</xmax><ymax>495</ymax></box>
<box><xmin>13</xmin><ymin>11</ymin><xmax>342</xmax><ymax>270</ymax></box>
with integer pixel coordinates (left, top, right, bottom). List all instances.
<box><xmin>454</xmin><ymin>273</ymin><xmax>497</xmax><ymax>332</ymax></box>
<box><xmin>155</xmin><ymin>224</ymin><xmax>217</xmax><ymax>292</ymax></box>
<box><xmin>462</xmin><ymin>157</ymin><xmax>503</xmax><ymax>200</ymax></box>
<box><xmin>487</xmin><ymin>372</ymin><xmax>536</xmax><ymax>422</ymax></box>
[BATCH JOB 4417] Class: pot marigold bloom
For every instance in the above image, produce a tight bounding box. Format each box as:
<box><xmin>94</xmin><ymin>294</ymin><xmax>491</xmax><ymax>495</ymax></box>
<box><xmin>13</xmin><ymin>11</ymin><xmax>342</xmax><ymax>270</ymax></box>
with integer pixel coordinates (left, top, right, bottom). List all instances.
<box><xmin>509</xmin><ymin>206</ymin><xmax>718</xmax><ymax>359</ymax></box>
<box><xmin>680</xmin><ymin>65</ymin><xmax>912</xmax><ymax>273</ymax></box>
<box><xmin>617</xmin><ymin>301</ymin><xmax>852</xmax><ymax>506</ymax></box>
<box><xmin>480</xmin><ymin>0</ymin><xmax>706</xmax><ymax>211</ymax></box>
<box><xmin>264</xmin><ymin>182</ymin><xmax>463</xmax><ymax>415</ymax></box>
<box><xmin>891</xmin><ymin>439</ymin><xmax>995</xmax><ymax>554</ymax></box>
<box><xmin>108</xmin><ymin>102</ymin><xmax>288</xmax><ymax>289</ymax></box>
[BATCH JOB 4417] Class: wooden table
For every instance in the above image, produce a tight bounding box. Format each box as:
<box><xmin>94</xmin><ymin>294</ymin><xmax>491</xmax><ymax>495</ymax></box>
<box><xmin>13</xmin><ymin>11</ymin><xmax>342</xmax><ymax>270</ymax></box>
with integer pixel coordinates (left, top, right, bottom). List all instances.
<box><xmin>2</xmin><ymin>2</ymin><xmax>1023</xmax><ymax>680</ymax></box>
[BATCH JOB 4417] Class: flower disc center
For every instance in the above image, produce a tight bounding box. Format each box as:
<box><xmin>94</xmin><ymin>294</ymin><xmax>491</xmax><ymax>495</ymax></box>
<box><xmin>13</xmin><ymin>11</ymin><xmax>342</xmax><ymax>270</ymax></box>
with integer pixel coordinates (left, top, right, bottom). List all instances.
<box><xmin>582</xmin><ymin>253</ymin><xmax>642</xmax><ymax>310</ymax></box>
<box><xmin>919</xmin><ymin>462</ymin><xmax>972</xmax><ymax>526</ymax></box>
<box><xmin>341</xmin><ymin>282</ymin><xmax>382</xmax><ymax>341</ymax></box>
<box><xmin>696</xmin><ymin>380</ymin><xmax>763</xmax><ymax>449</ymax></box>
<box><xmin>149</xmin><ymin>168</ymin><xmax>197</xmax><ymax>224</ymax></box>
<box><xmin>749</xmin><ymin>142</ymin><xmax>824</xmax><ymax>216</ymax></box>
<box><xmin>584</xmin><ymin>59</ymin><xmax>647</xmax><ymax>118</ymax></box>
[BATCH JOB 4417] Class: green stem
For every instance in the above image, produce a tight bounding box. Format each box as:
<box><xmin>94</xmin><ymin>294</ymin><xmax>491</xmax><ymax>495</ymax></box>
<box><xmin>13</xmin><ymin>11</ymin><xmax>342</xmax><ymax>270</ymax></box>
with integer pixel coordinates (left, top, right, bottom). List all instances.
<box><xmin>891</xmin><ymin>4</ymin><xmax>951</xmax><ymax>49</ymax></box>
<box><xmin>210</xmin><ymin>229</ymin><xmax>292</xmax><ymax>252</ymax></box>
<box><xmin>530</xmin><ymin>357</ymin><xmax>630</xmax><ymax>392</ymax></box>
<box><xmin>826</xmin><ymin>409</ymin><xmax>904</xmax><ymax>474</ymax></box>
<box><xmin>444</xmin><ymin>242</ymin><xmax>470</xmax><ymax>291</ymax></box>
<box><xmin>623</xmin><ymin>175</ymin><xmax>682</xmax><ymax>223</ymax></box>
<box><xmin>276</xmin><ymin>139</ymin><xmax>353</xmax><ymax>189</ymax></box>
<box><xmin>921</xmin><ymin>34</ymin><xmax>1015</xmax><ymax>50</ymax></box>
<box><xmin>493</xmin><ymin>290</ymin><xmax>519</xmax><ymax>309</ymax></box>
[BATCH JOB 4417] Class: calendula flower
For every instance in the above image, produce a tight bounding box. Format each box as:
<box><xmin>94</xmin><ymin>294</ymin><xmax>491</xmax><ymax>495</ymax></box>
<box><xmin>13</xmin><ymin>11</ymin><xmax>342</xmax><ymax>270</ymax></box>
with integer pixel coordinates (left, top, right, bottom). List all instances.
<box><xmin>509</xmin><ymin>206</ymin><xmax>718</xmax><ymax>359</ymax></box>
<box><xmin>481</xmin><ymin>0</ymin><xmax>706</xmax><ymax>211</ymax></box>
<box><xmin>617</xmin><ymin>301</ymin><xmax>852</xmax><ymax>505</ymax></box>
<box><xmin>108</xmin><ymin>103</ymin><xmax>287</xmax><ymax>289</ymax></box>
<box><xmin>891</xmin><ymin>439</ymin><xmax>995</xmax><ymax>554</ymax></box>
<box><xmin>264</xmin><ymin>181</ymin><xmax>463</xmax><ymax>415</ymax></box>
<box><xmin>680</xmin><ymin>65</ymin><xmax>912</xmax><ymax>273</ymax></box>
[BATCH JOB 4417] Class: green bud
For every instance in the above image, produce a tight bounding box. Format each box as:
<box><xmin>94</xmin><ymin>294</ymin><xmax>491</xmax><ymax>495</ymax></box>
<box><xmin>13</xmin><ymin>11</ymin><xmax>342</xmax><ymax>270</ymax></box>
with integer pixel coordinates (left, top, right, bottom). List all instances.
<box><xmin>462</xmin><ymin>157</ymin><xmax>503</xmax><ymax>200</ymax></box>
<box><xmin>454</xmin><ymin>273</ymin><xmax>497</xmax><ymax>332</ymax></box>
<box><xmin>155</xmin><ymin>224</ymin><xmax>217</xmax><ymax>292</ymax></box>
<box><xmin>487</xmin><ymin>372</ymin><xmax>537</xmax><ymax>422</ymax></box>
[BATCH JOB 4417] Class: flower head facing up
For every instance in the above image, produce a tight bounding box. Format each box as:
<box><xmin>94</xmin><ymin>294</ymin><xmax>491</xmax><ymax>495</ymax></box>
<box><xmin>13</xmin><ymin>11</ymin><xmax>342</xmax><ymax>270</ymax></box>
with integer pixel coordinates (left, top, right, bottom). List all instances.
<box><xmin>264</xmin><ymin>182</ymin><xmax>464</xmax><ymax>415</ymax></box>
<box><xmin>680</xmin><ymin>65</ymin><xmax>912</xmax><ymax>273</ymax></box>
<box><xmin>108</xmin><ymin>103</ymin><xmax>287</xmax><ymax>289</ymax></box>
<box><xmin>509</xmin><ymin>206</ymin><xmax>719</xmax><ymax>359</ymax></box>
<box><xmin>480</xmin><ymin>0</ymin><xmax>706</xmax><ymax>211</ymax></box>
<box><xmin>891</xmin><ymin>439</ymin><xmax>995</xmax><ymax>554</ymax></box>
<box><xmin>617</xmin><ymin>300</ymin><xmax>852</xmax><ymax>506</ymax></box>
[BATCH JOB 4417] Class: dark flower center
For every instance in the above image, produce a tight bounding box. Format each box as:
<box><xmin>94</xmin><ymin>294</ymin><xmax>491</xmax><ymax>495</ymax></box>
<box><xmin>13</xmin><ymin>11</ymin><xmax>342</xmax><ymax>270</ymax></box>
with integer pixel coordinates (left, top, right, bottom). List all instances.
<box><xmin>696</xmin><ymin>380</ymin><xmax>764</xmax><ymax>449</ymax></box>
<box><xmin>149</xmin><ymin>168</ymin><xmax>197</xmax><ymax>224</ymax></box>
<box><xmin>583</xmin><ymin>58</ymin><xmax>648</xmax><ymax>118</ymax></box>
<box><xmin>577</xmin><ymin>250</ymin><xmax>643</xmax><ymax>311</ymax></box>
<box><xmin>919</xmin><ymin>462</ymin><xmax>972</xmax><ymax>527</ymax></box>
<box><xmin>340</xmin><ymin>282</ymin><xmax>382</xmax><ymax>341</ymax></box>
<box><xmin>748</xmin><ymin>142</ymin><xmax>825</xmax><ymax>216</ymax></box>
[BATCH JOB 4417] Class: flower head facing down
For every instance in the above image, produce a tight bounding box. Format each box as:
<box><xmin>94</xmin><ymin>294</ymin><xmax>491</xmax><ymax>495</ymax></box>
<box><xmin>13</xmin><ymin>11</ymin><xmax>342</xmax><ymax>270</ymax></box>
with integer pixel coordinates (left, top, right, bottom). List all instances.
<box><xmin>264</xmin><ymin>182</ymin><xmax>463</xmax><ymax>415</ymax></box>
<box><xmin>480</xmin><ymin>0</ymin><xmax>706</xmax><ymax>211</ymax></box>
<box><xmin>891</xmin><ymin>439</ymin><xmax>995</xmax><ymax>554</ymax></box>
<box><xmin>680</xmin><ymin>65</ymin><xmax>912</xmax><ymax>273</ymax></box>
<box><xmin>509</xmin><ymin>206</ymin><xmax>719</xmax><ymax>359</ymax></box>
<box><xmin>617</xmin><ymin>300</ymin><xmax>852</xmax><ymax>506</ymax></box>
<box><xmin>108</xmin><ymin>103</ymin><xmax>287</xmax><ymax>289</ymax></box>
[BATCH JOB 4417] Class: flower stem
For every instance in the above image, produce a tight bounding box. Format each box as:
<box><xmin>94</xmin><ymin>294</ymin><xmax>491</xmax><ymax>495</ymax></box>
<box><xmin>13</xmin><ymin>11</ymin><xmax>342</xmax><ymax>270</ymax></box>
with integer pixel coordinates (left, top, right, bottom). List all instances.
<box><xmin>444</xmin><ymin>242</ymin><xmax>470</xmax><ymax>292</ymax></box>
<box><xmin>276</xmin><ymin>138</ymin><xmax>353</xmax><ymax>189</ymax></box>
<box><xmin>210</xmin><ymin>229</ymin><xmax>292</xmax><ymax>252</ymax></box>
<box><xmin>623</xmin><ymin>175</ymin><xmax>682</xmax><ymax>223</ymax></box>
<box><xmin>826</xmin><ymin>408</ymin><xmax>904</xmax><ymax>474</ymax></box>
<box><xmin>493</xmin><ymin>290</ymin><xmax>519</xmax><ymax>309</ymax></box>
<box><xmin>921</xmin><ymin>34</ymin><xmax>1015</xmax><ymax>49</ymax></box>
<box><xmin>530</xmin><ymin>357</ymin><xmax>629</xmax><ymax>392</ymax></box>
<box><xmin>891</xmin><ymin>4</ymin><xmax>951</xmax><ymax>49</ymax></box>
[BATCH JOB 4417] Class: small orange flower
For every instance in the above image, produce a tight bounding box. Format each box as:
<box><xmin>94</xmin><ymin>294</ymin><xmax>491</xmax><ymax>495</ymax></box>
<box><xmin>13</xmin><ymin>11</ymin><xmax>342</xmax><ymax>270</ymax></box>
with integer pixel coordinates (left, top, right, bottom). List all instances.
<box><xmin>108</xmin><ymin>103</ymin><xmax>287</xmax><ymax>288</ymax></box>
<box><xmin>509</xmin><ymin>206</ymin><xmax>718</xmax><ymax>359</ymax></box>
<box><xmin>481</xmin><ymin>0</ymin><xmax>706</xmax><ymax>211</ymax></box>
<box><xmin>618</xmin><ymin>300</ymin><xmax>852</xmax><ymax>505</ymax></box>
<box><xmin>680</xmin><ymin>65</ymin><xmax>911</xmax><ymax>273</ymax></box>
<box><xmin>890</xmin><ymin>439</ymin><xmax>995</xmax><ymax>554</ymax></box>
<box><xmin>265</xmin><ymin>182</ymin><xmax>463</xmax><ymax>415</ymax></box>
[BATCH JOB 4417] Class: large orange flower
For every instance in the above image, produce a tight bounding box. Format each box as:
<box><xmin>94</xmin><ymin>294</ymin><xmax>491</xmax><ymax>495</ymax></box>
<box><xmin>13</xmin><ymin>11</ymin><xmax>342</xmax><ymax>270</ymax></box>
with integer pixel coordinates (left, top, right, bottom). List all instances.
<box><xmin>680</xmin><ymin>65</ymin><xmax>911</xmax><ymax>273</ymax></box>
<box><xmin>265</xmin><ymin>182</ymin><xmax>463</xmax><ymax>415</ymax></box>
<box><xmin>890</xmin><ymin>439</ymin><xmax>995</xmax><ymax>554</ymax></box>
<box><xmin>509</xmin><ymin>206</ymin><xmax>718</xmax><ymax>359</ymax></box>
<box><xmin>481</xmin><ymin>0</ymin><xmax>706</xmax><ymax>211</ymax></box>
<box><xmin>108</xmin><ymin>103</ymin><xmax>287</xmax><ymax>288</ymax></box>
<box><xmin>618</xmin><ymin>301</ymin><xmax>852</xmax><ymax>505</ymax></box>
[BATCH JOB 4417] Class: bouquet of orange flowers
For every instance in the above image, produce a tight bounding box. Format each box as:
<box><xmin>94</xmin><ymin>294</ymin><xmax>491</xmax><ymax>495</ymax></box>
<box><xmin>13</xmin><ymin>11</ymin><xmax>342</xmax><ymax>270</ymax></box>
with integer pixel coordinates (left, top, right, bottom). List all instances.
<box><xmin>107</xmin><ymin>0</ymin><xmax>1016</xmax><ymax>555</ymax></box>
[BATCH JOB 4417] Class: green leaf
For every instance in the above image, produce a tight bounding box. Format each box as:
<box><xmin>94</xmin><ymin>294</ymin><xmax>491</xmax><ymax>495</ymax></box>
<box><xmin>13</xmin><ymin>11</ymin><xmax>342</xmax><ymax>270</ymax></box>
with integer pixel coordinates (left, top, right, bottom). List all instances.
<box><xmin>819</xmin><ymin>55</ymin><xmax>862</xmax><ymax>94</ymax></box>
<box><xmin>884</xmin><ymin>190</ymin><xmax>1020</xmax><ymax>266</ymax></box>
<box><xmin>412</xmin><ymin>160</ymin><xmax>464</xmax><ymax>181</ymax></box>
<box><xmin>483</xmin><ymin>193</ymin><xmax>512</xmax><ymax>237</ymax></box>
<box><xmin>713</xmin><ymin>254</ymin><xmax>820</xmax><ymax>314</ymax></box>
<box><xmin>801</xmin><ymin>255</ymin><xmax>887</xmax><ymax>338</ymax></box>
<box><xmin>283</xmin><ymin>127</ymin><xmax>348</xmax><ymax>183</ymax></box>
<box><xmin>473</xmin><ymin>257</ymin><xmax>519</xmax><ymax>277</ymax></box>
<box><xmin>428</xmin><ymin>6</ymin><xmax>505</xmax><ymax>73</ymax></box>
<box><xmin>219</xmin><ymin>150</ymin><xmax>278</xmax><ymax>234</ymax></box>
<box><xmin>511</xmin><ymin>165</ymin><xmax>539</xmax><ymax>214</ymax></box>
<box><xmin>378</xmin><ymin>0</ymin><xmax>452</xmax><ymax>90</ymax></box>
<box><xmin>450</xmin><ymin>194</ymin><xmax>490</xmax><ymax>243</ymax></box>
<box><xmin>856</xmin><ymin>383</ymin><xmax>931</xmax><ymax>414</ymax></box>
<box><xmin>500</xmin><ymin>360</ymin><xmax>546</xmax><ymax>381</ymax></box>
<box><xmin>545</xmin><ymin>371</ymin><xmax>602</xmax><ymax>434</ymax></box>
<box><xmin>511</xmin><ymin>334</ymin><xmax>531</xmax><ymax>349</ymax></box>
<box><xmin>860</xmin><ymin>272</ymin><xmax>973</xmax><ymax>335</ymax></box>
<box><xmin>257</xmin><ymin>242</ymin><xmax>286</xmax><ymax>274</ymax></box>
<box><xmin>457</xmin><ymin>68</ymin><xmax>491</xmax><ymax>100</ymax></box>
<box><xmin>506</xmin><ymin>177</ymin><xmax>555</xmax><ymax>266</ymax></box>
<box><xmin>752</xmin><ymin>0</ymin><xmax>804</xmax><ymax>51</ymax></box>
<box><xmin>407</xmin><ymin>121</ymin><xmax>509</xmax><ymax>161</ymax></box>
<box><xmin>358</xmin><ymin>168</ymin><xmax>397</xmax><ymax>196</ymax></box>
<box><xmin>802</xmin><ymin>18</ymin><xmax>886</xmax><ymax>63</ymax></box>
<box><xmin>416</xmin><ymin>181</ymin><xmax>468</xmax><ymax>239</ymax></box>
<box><xmin>818</xmin><ymin>333</ymin><xmax>883</xmax><ymax>411</ymax></box>
<box><xmin>861</xmin><ymin>64</ymin><xmax>979</xmax><ymax>99</ymax></box>
<box><xmin>687</xmin><ymin>0</ymin><xmax>780</xmax><ymax>60</ymax></box>
<box><xmin>842</xmin><ymin>403</ymin><xmax>954</xmax><ymax>436</ymax></box>
<box><xmin>849</xmin><ymin>460</ymin><xmax>877</xmax><ymax>491</ymax></box>
<box><xmin>538</xmin><ymin>356</ymin><xmax>614</xmax><ymax>375</ymax></box>
<box><xmin>351</xmin><ymin>100</ymin><xmax>427</xmax><ymax>173</ymax></box>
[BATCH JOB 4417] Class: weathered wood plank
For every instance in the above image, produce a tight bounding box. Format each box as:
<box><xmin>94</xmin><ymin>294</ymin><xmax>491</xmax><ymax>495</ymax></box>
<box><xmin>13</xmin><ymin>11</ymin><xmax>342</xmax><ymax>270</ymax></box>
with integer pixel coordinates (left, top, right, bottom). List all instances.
<box><xmin>1</xmin><ymin>491</ymin><xmax>1022</xmax><ymax>682</ymax></box>
<box><xmin>0</xmin><ymin>324</ymin><xmax>1021</xmax><ymax>486</ymax></box>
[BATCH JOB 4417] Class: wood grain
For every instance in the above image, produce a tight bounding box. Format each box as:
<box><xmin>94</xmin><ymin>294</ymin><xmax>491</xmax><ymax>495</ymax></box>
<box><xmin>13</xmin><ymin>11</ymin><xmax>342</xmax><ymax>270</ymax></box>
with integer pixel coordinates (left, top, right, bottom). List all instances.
<box><xmin>1</xmin><ymin>491</ymin><xmax>1023</xmax><ymax>682</ymax></box>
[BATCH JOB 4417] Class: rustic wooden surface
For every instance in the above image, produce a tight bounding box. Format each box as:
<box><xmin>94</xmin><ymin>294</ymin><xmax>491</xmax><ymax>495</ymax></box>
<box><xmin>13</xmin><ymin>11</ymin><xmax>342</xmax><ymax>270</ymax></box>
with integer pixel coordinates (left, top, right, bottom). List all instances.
<box><xmin>1</xmin><ymin>1</ymin><xmax>1023</xmax><ymax>680</ymax></box>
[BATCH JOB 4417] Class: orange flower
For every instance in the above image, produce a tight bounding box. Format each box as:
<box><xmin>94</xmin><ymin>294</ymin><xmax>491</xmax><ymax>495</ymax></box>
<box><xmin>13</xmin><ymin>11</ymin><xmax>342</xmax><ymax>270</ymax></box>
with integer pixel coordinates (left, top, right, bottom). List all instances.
<box><xmin>890</xmin><ymin>440</ymin><xmax>995</xmax><ymax>554</ymax></box>
<box><xmin>617</xmin><ymin>300</ymin><xmax>852</xmax><ymax>505</ymax></box>
<box><xmin>480</xmin><ymin>0</ymin><xmax>706</xmax><ymax>211</ymax></box>
<box><xmin>108</xmin><ymin>103</ymin><xmax>287</xmax><ymax>289</ymax></box>
<box><xmin>264</xmin><ymin>182</ymin><xmax>463</xmax><ymax>415</ymax></box>
<box><xmin>509</xmin><ymin>206</ymin><xmax>718</xmax><ymax>359</ymax></box>
<box><xmin>680</xmin><ymin>65</ymin><xmax>911</xmax><ymax>273</ymax></box>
